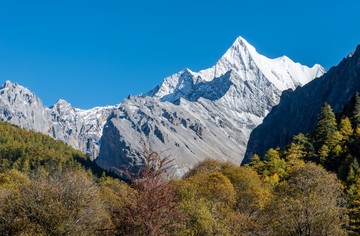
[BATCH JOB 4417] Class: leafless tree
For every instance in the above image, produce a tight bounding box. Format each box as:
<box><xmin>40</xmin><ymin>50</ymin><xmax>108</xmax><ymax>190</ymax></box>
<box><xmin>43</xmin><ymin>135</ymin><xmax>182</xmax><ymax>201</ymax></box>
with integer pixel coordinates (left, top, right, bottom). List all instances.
<box><xmin>110</xmin><ymin>146</ymin><xmax>185</xmax><ymax>235</ymax></box>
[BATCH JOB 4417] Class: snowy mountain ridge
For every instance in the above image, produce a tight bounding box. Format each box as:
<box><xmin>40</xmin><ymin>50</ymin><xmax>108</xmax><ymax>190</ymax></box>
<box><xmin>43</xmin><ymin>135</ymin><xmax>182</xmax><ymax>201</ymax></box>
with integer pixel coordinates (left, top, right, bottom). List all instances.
<box><xmin>95</xmin><ymin>37</ymin><xmax>325</xmax><ymax>177</ymax></box>
<box><xmin>150</xmin><ymin>37</ymin><xmax>324</xmax><ymax>102</ymax></box>
<box><xmin>0</xmin><ymin>81</ymin><xmax>115</xmax><ymax>159</ymax></box>
<box><xmin>0</xmin><ymin>36</ymin><xmax>325</xmax><ymax>177</ymax></box>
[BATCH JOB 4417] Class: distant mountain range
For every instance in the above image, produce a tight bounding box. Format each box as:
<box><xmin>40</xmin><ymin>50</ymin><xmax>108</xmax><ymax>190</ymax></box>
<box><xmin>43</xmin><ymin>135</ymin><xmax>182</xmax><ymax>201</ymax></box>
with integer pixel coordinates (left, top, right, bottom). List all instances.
<box><xmin>0</xmin><ymin>81</ymin><xmax>114</xmax><ymax>160</ymax></box>
<box><xmin>0</xmin><ymin>37</ymin><xmax>324</xmax><ymax>177</ymax></box>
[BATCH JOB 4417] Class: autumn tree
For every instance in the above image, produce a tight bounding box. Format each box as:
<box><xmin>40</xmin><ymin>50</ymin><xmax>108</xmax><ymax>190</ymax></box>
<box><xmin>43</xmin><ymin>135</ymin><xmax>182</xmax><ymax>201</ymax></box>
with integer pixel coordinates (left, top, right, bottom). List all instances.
<box><xmin>340</xmin><ymin>117</ymin><xmax>354</xmax><ymax>141</ymax></box>
<box><xmin>262</xmin><ymin>148</ymin><xmax>287</xmax><ymax>182</ymax></box>
<box><xmin>0</xmin><ymin>169</ymin><xmax>107</xmax><ymax>235</ymax></box>
<box><xmin>110</xmin><ymin>148</ymin><xmax>184</xmax><ymax>236</ymax></box>
<box><xmin>222</xmin><ymin>165</ymin><xmax>271</xmax><ymax>234</ymax></box>
<box><xmin>263</xmin><ymin>162</ymin><xmax>348</xmax><ymax>235</ymax></box>
<box><xmin>179</xmin><ymin>169</ymin><xmax>236</xmax><ymax>235</ymax></box>
<box><xmin>284</xmin><ymin>142</ymin><xmax>306</xmax><ymax>168</ymax></box>
<box><xmin>292</xmin><ymin>133</ymin><xmax>316</xmax><ymax>161</ymax></box>
<box><xmin>179</xmin><ymin>159</ymin><xmax>271</xmax><ymax>235</ymax></box>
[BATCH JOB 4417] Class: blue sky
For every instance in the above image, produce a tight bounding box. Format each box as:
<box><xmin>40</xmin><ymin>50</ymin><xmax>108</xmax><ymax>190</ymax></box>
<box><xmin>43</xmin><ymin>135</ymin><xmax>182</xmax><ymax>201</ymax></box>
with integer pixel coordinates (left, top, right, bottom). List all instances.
<box><xmin>0</xmin><ymin>0</ymin><xmax>359</xmax><ymax>109</ymax></box>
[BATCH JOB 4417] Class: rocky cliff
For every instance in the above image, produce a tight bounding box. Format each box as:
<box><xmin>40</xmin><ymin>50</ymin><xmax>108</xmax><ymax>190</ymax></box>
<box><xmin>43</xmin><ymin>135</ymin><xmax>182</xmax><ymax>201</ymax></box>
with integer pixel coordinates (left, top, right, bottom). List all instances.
<box><xmin>244</xmin><ymin>45</ymin><xmax>360</xmax><ymax>163</ymax></box>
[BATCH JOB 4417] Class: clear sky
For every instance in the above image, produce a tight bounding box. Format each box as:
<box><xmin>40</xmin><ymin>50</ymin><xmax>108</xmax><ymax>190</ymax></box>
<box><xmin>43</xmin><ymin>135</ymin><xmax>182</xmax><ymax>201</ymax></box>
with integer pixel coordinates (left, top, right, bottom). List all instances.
<box><xmin>0</xmin><ymin>0</ymin><xmax>359</xmax><ymax>109</ymax></box>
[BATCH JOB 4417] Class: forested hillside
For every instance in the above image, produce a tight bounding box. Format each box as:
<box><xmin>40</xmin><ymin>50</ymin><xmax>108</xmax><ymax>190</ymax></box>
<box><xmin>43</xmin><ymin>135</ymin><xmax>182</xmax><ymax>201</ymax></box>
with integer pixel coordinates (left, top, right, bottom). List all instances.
<box><xmin>248</xmin><ymin>92</ymin><xmax>360</xmax><ymax>234</ymax></box>
<box><xmin>0</xmin><ymin>98</ymin><xmax>359</xmax><ymax>235</ymax></box>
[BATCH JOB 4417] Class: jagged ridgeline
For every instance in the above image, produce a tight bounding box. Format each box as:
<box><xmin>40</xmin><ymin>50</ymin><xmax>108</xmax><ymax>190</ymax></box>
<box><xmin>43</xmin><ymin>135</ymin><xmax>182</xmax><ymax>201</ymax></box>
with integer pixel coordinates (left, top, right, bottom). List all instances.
<box><xmin>0</xmin><ymin>121</ymin><xmax>113</xmax><ymax>177</ymax></box>
<box><xmin>0</xmin><ymin>36</ymin><xmax>325</xmax><ymax>178</ymax></box>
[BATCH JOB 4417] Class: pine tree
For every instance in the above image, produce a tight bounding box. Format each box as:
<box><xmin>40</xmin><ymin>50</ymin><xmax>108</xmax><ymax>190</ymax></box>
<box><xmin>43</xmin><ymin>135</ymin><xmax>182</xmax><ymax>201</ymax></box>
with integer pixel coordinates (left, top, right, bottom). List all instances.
<box><xmin>319</xmin><ymin>145</ymin><xmax>330</xmax><ymax>165</ymax></box>
<box><xmin>21</xmin><ymin>159</ymin><xmax>30</xmax><ymax>174</ymax></box>
<box><xmin>347</xmin><ymin>166</ymin><xmax>356</xmax><ymax>184</ymax></box>
<box><xmin>352</xmin><ymin>158</ymin><xmax>360</xmax><ymax>172</ymax></box>
<box><xmin>314</xmin><ymin>103</ymin><xmax>337</xmax><ymax>148</ymax></box>
<box><xmin>352</xmin><ymin>92</ymin><xmax>360</xmax><ymax>127</ymax></box>
<box><xmin>349</xmin><ymin>174</ymin><xmax>360</xmax><ymax>233</ymax></box>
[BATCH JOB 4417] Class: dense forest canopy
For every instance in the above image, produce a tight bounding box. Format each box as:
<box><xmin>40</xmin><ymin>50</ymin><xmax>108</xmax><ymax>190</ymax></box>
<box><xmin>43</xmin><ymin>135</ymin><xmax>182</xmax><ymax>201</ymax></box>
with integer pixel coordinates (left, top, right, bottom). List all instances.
<box><xmin>1</xmin><ymin>94</ymin><xmax>360</xmax><ymax>235</ymax></box>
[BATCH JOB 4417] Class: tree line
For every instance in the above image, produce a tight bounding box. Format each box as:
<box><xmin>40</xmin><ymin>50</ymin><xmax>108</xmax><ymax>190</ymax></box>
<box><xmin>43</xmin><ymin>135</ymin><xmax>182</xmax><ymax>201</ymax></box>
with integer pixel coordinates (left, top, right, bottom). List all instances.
<box><xmin>2</xmin><ymin>93</ymin><xmax>360</xmax><ymax>235</ymax></box>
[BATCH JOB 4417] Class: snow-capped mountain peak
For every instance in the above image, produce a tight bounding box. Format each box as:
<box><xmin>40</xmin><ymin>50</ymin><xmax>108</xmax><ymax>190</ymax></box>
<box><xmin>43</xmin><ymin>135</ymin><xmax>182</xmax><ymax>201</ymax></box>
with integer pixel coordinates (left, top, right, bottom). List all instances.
<box><xmin>150</xmin><ymin>36</ymin><xmax>325</xmax><ymax>104</ymax></box>
<box><xmin>0</xmin><ymin>37</ymin><xmax>327</xmax><ymax>178</ymax></box>
<box><xmin>51</xmin><ymin>99</ymin><xmax>72</xmax><ymax>110</ymax></box>
<box><xmin>95</xmin><ymin>36</ymin><xmax>326</xmax><ymax>177</ymax></box>
<box><xmin>212</xmin><ymin>36</ymin><xmax>325</xmax><ymax>90</ymax></box>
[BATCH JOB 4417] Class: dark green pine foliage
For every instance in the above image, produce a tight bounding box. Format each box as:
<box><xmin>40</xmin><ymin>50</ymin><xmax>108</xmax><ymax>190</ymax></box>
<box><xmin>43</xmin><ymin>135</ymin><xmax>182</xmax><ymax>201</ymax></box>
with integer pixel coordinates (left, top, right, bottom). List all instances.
<box><xmin>339</xmin><ymin>92</ymin><xmax>360</xmax><ymax>128</ymax></box>
<box><xmin>313</xmin><ymin>102</ymin><xmax>337</xmax><ymax>149</ymax></box>
<box><xmin>0</xmin><ymin>121</ymin><xmax>115</xmax><ymax>178</ymax></box>
<box><xmin>292</xmin><ymin>133</ymin><xmax>316</xmax><ymax>162</ymax></box>
<box><xmin>352</xmin><ymin>92</ymin><xmax>360</xmax><ymax>127</ymax></box>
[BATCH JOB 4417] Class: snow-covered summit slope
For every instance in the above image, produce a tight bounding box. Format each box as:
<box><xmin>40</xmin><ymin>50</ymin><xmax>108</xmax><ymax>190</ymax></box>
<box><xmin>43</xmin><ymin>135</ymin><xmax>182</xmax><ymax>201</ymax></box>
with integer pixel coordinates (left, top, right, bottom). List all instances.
<box><xmin>96</xmin><ymin>37</ymin><xmax>325</xmax><ymax>177</ymax></box>
<box><xmin>150</xmin><ymin>37</ymin><xmax>325</xmax><ymax>103</ymax></box>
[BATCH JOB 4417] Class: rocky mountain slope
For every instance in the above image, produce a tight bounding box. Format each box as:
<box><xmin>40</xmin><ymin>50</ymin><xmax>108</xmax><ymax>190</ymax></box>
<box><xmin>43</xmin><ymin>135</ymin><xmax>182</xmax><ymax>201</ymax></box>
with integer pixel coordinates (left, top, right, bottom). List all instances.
<box><xmin>0</xmin><ymin>37</ymin><xmax>324</xmax><ymax>177</ymax></box>
<box><xmin>244</xmin><ymin>44</ymin><xmax>360</xmax><ymax>163</ymax></box>
<box><xmin>0</xmin><ymin>81</ymin><xmax>114</xmax><ymax>160</ymax></box>
<box><xmin>95</xmin><ymin>37</ymin><xmax>324</xmax><ymax>177</ymax></box>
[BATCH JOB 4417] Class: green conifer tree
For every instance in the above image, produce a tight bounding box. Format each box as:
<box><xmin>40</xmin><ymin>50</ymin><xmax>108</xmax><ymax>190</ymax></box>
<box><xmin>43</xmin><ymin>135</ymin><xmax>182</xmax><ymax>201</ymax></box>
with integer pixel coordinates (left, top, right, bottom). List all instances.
<box><xmin>352</xmin><ymin>158</ymin><xmax>360</xmax><ymax>172</ymax></box>
<box><xmin>314</xmin><ymin>103</ymin><xmax>337</xmax><ymax>149</ymax></box>
<box><xmin>319</xmin><ymin>145</ymin><xmax>330</xmax><ymax>165</ymax></box>
<box><xmin>352</xmin><ymin>92</ymin><xmax>360</xmax><ymax>127</ymax></box>
<box><xmin>349</xmin><ymin>174</ymin><xmax>360</xmax><ymax>233</ymax></box>
<box><xmin>347</xmin><ymin>166</ymin><xmax>356</xmax><ymax>184</ymax></box>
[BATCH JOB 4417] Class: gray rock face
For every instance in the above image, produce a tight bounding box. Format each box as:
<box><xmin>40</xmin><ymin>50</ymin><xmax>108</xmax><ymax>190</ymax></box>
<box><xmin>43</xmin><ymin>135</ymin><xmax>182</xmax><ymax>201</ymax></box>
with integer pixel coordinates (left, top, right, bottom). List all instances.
<box><xmin>95</xmin><ymin>37</ymin><xmax>324</xmax><ymax>177</ymax></box>
<box><xmin>244</xmin><ymin>45</ymin><xmax>360</xmax><ymax>163</ymax></box>
<box><xmin>97</xmin><ymin>78</ymin><xmax>252</xmax><ymax>177</ymax></box>
<box><xmin>0</xmin><ymin>81</ymin><xmax>51</xmax><ymax>132</ymax></box>
<box><xmin>48</xmin><ymin>100</ymin><xmax>115</xmax><ymax>159</ymax></box>
<box><xmin>0</xmin><ymin>82</ymin><xmax>114</xmax><ymax>160</ymax></box>
<box><xmin>0</xmin><ymin>37</ymin><xmax>324</xmax><ymax>177</ymax></box>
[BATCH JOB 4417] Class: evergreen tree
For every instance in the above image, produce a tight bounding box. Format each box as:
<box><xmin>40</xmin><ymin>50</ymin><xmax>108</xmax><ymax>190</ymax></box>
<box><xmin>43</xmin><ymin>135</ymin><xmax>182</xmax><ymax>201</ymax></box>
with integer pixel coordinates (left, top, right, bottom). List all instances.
<box><xmin>347</xmin><ymin>166</ymin><xmax>356</xmax><ymax>184</ymax></box>
<box><xmin>352</xmin><ymin>158</ymin><xmax>360</xmax><ymax>172</ymax></box>
<box><xmin>349</xmin><ymin>174</ymin><xmax>360</xmax><ymax>233</ymax></box>
<box><xmin>318</xmin><ymin>144</ymin><xmax>330</xmax><ymax>165</ymax></box>
<box><xmin>352</xmin><ymin>92</ymin><xmax>360</xmax><ymax>127</ymax></box>
<box><xmin>314</xmin><ymin>103</ymin><xmax>337</xmax><ymax>148</ymax></box>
